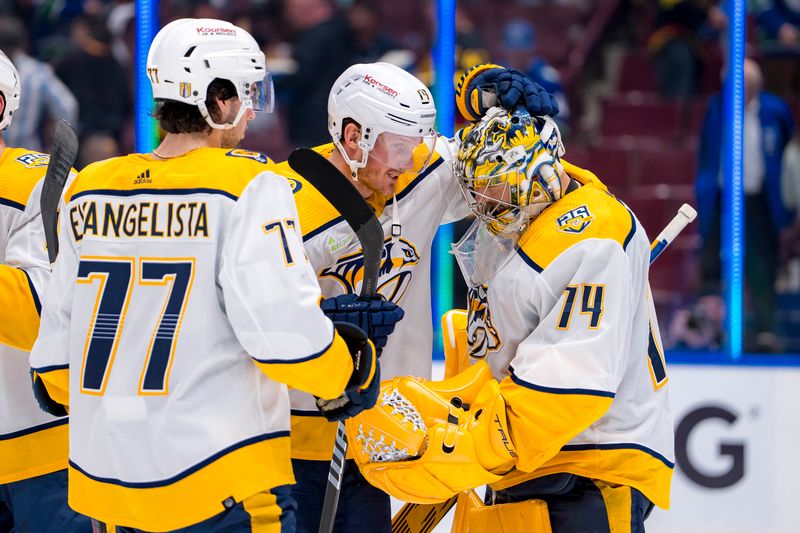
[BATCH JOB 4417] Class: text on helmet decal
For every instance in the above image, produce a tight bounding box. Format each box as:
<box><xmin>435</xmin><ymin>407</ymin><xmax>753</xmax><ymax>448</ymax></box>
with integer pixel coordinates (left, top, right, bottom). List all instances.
<box><xmin>363</xmin><ymin>74</ymin><xmax>398</xmax><ymax>98</ymax></box>
<box><xmin>556</xmin><ymin>205</ymin><xmax>593</xmax><ymax>234</ymax></box>
<box><xmin>195</xmin><ymin>26</ymin><xmax>237</xmax><ymax>37</ymax></box>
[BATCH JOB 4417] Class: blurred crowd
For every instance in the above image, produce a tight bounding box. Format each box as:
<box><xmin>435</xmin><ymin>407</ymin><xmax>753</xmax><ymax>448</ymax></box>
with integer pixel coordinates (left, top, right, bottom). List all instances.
<box><xmin>1</xmin><ymin>0</ymin><xmax>800</xmax><ymax>353</ymax></box>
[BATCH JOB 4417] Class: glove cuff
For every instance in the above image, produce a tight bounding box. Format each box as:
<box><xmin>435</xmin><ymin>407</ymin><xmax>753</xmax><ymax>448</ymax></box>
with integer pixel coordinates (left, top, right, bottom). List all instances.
<box><xmin>456</xmin><ymin>63</ymin><xmax>503</xmax><ymax>121</ymax></box>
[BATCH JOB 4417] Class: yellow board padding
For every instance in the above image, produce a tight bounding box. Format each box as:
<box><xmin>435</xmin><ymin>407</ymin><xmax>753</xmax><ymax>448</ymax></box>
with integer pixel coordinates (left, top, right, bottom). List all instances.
<box><xmin>0</xmin><ymin>420</ymin><xmax>68</xmax><ymax>484</ymax></box>
<box><xmin>0</xmin><ymin>266</ymin><xmax>42</xmax><ymax>351</ymax></box>
<box><xmin>593</xmin><ymin>480</ymin><xmax>633</xmax><ymax>533</ymax></box>
<box><xmin>254</xmin><ymin>333</ymin><xmax>353</xmax><ymax>401</ymax></box>
<box><xmin>242</xmin><ymin>489</ymin><xmax>283</xmax><ymax>533</ymax></box>
<box><xmin>36</xmin><ymin>368</ymin><xmax>70</xmax><ymax>408</ymax></box>
<box><xmin>441</xmin><ymin>309</ymin><xmax>470</xmax><ymax>379</ymax></box>
<box><xmin>69</xmin><ymin>435</ymin><xmax>294</xmax><ymax>532</ymax></box>
<box><xmin>499</xmin><ymin>376</ymin><xmax>614</xmax><ymax>473</ymax></box>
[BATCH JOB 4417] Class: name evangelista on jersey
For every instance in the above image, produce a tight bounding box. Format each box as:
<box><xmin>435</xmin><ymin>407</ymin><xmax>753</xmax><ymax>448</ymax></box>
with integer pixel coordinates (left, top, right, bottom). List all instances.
<box><xmin>0</xmin><ymin>148</ymin><xmax>70</xmax><ymax>484</ymax></box>
<box><xmin>469</xmin><ymin>162</ymin><xmax>674</xmax><ymax>510</ymax></box>
<box><xmin>29</xmin><ymin>148</ymin><xmax>357</xmax><ymax>531</ymax></box>
<box><xmin>272</xmin><ymin>141</ymin><xmax>471</xmax><ymax>460</ymax></box>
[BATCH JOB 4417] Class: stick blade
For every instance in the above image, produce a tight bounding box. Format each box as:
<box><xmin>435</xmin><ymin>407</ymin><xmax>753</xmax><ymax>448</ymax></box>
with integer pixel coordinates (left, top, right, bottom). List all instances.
<box><xmin>40</xmin><ymin>120</ymin><xmax>79</xmax><ymax>263</ymax></box>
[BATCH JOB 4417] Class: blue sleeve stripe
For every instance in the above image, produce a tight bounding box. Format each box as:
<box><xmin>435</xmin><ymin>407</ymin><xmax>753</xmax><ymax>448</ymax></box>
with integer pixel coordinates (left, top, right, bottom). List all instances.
<box><xmin>32</xmin><ymin>363</ymin><xmax>70</xmax><ymax>374</ymax></box>
<box><xmin>303</xmin><ymin>216</ymin><xmax>344</xmax><ymax>242</ymax></box>
<box><xmin>70</xmin><ymin>188</ymin><xmax>239</xmax><ymax>202</ymax></box>
<box><xmin>0</xmin><ymin>418</ymin><xmax>68</xmax><ymax>441</ymax></box>
<box><xmin>620</xmin><ymin>202</ymin><xmax>637</xmax><ymax>251</ymax></box>
<box><xmin>515</xmin><ymin>247</ymin><xmax>544</xmax><ymax>273</ymax></box>
<box><xmin>509</xmin><ymin>367</ymin><xmax>615</xmax><ymax>398</ymax></box>
<box><xmin>68</xmin><ymin>430</ymin><xmax>290</xmax><ymax>488</ymax></box>
<box><xmin>252</xmin><ymin>332</ymin><xmax>335</xmax><ymax>365</ymax></box>
<box><xmin>20</xmin><ymin>268</ymin><xmax>42</xmax><ymax>315</ymax></box>
<box><xmin>562</xmin><ymin>442</ymin><xmax>675</xmax><ymax>469</ymax></box>
<box><xmin>0</xmin><ymin>197</ymin><xmax>26</xmax><ymax>212</ymax></box>
<box><xmin>290</xmin><ymin>409</ymin><xmax>325</xmax><ymax>417</ymax></box>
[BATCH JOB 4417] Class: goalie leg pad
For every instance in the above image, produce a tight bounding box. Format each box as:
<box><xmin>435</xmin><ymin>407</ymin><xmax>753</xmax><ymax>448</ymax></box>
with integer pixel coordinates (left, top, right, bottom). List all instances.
<box><xmin>467</xmin><ymin>498</ymin><xmax>552</xmax><ymax>533</ymax></box>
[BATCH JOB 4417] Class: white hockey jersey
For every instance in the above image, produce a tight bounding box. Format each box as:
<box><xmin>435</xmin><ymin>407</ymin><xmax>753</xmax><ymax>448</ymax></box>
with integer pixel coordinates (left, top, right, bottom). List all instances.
<box><xmin>29</xmin><ymin>148</ymin><xmax>357</xmax><ymax>531</ymax></box>
<box><xmin>272</xmin><ymin>141</ymin><xmax>470</xmax><ymax>460</ymax></box>
<box><xmin>0</xmin><ymin>147</ymin><xmax>68</xmax><ymax>485</ymax></box>
<box><xmin>469</xmin><ymin>162</ymin><xmax>674</xmax><ymax>510</ymax></box>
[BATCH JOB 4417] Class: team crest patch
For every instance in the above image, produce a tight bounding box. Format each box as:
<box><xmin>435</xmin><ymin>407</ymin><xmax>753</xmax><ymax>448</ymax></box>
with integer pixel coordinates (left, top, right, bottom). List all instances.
<box><xmin>556</xmin><ymin>205</ymin><xmax>593</xmax><ymax>234</ymax></box>
<box><xmin>16</xmin><ymin>153</ymin><xmax>50</xmax><ymax>168</ymax></box>
<box><xmin>225</xmin><ymin>149</ymin><xmax>269</xmax><ymax>164</ymax></box>
<box><xmin>179</xmin><ymin>82</ymin><xmax>192</xmax><ymax>98</ymax></box>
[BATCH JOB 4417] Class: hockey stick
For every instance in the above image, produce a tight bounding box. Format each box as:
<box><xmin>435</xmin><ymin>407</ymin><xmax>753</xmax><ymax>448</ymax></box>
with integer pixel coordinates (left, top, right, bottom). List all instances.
<box><xmin>40</xmin><ymin>120</ymin><xmax>79</xmax><ymax>265</ymax></box>
<box><xmin>390</xmin><ymin>202</ymin><xmax>698</xmax><ymax>533</ymax></box>
<box><xmin>287</xmin><ymin>148</ymin><xmax>384</xmax><ymax>533</ymax></box>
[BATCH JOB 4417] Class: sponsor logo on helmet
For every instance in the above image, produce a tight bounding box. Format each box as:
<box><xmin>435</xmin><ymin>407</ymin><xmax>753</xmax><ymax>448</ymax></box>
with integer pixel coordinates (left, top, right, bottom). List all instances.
<box><xmin>196</xmin><ymin>26</ymin><xmax>237</xmax><ymax>37</ymax></box>
<box><xmin>179</xmin><ymin>82</ymin><xmax>192</xmax><ymax>98</ymax></box>
<box><xmin>225</xmin><ymin>149</ymin><xmax>269</xmax><ymax>164</ymax></box>
<box><xmin>15</xmin><ymin>153</ymin><xmax>50</xmax><ymax>168</ymax></box>
<box><xmin>362</xmin><ymin>74</ymin><xmax>398</xmax><ymax>98</ymax></box>
<box><xmin>319</xmin><ymin>236</ymin><xmax>420</xmax><ymax>302</ymax></box>
<box><xmin>466</xmin><ymin>284</ymin><xmax>501</xmax><ymax>359</ymax></box>
<box><xmin>556</xmin><ymin>205</ymin><xmax>593</xmax><ymax>234</ymax></box>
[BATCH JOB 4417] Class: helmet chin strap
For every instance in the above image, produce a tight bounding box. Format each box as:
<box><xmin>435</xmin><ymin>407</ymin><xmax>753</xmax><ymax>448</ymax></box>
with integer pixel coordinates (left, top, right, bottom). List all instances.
<box><xmin>332</xmin><ymin>136</ymin><xmax>370</xmax><ymax>181</ymax></box>
<box><xmin>196</xmin><ymin>99</ymin><xmax>251</xmax><ymax>131</ymax></box>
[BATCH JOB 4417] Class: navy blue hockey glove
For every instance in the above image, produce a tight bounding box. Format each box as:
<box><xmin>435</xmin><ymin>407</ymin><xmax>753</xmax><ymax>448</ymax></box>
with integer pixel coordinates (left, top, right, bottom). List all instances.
<box><xmin>316</xmin><ymin>321</ymin><xmax>380</xmax><ymax>421</ymax></box>
<box><xmin>320</xmin><ymin>294</ymin><xmax>405</xmax><ymax>356</ymax></box>
<box><xmin>457</xmin><ymin>64</ymin><xmax>559</xmax><ymax>121</ymax></box>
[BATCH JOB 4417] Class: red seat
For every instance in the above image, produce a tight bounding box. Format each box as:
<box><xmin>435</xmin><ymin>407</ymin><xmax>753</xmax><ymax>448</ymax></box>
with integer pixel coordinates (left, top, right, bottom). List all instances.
<box><xmin>618</xmin><ymin>52</ymin><xmax>659</xmax><ymax>93</ymax></box>
<box><xmin>636</xmin><ymin>144</ymin><xmax>698</xmax><ymax>186</ymax></box>
<box><xmin>565</xmin><ymin>142</ymin><xmax>633</xmax><ymax>190</ymax></box>
<box><xmin>601</xmin><ymin>95</ymin><xmax>683</xmax><ymax>139</ymax></box>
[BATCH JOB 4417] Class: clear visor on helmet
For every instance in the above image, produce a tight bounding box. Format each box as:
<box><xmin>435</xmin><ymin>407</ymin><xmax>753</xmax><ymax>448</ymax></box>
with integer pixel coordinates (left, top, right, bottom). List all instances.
<box><xmin>241</xmin><ymin>73</ymin><xmax>274</xmax><ymax>112</ymax></box>
<box><xmin>368</xmin><ymin>131</ymin><xmax>438</xmax><ymax>175</ymax></box>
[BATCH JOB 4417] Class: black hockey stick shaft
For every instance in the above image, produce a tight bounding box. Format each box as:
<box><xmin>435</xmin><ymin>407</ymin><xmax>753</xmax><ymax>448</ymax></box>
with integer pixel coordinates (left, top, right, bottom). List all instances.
<box><xmin>287</xmin><ymin>148</ymin><xmax>384</xmax><ymax>533</ymax></box>
<box><xmin>40</xmin><ymin>120</ymin><xmax>79</xmax><ymax>264</ymax></box>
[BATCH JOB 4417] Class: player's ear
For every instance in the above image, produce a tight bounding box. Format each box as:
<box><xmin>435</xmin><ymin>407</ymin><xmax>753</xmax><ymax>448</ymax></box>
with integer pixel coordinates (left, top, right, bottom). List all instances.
<box><xmin>0</xmin><ymin>92</ymin><xmax>5</xmax><ymax>118</ymax></box>
<box><xmin>343</xmin><ymin>122</ymin><xmax>361</xmax><ymax>149</ymax></box>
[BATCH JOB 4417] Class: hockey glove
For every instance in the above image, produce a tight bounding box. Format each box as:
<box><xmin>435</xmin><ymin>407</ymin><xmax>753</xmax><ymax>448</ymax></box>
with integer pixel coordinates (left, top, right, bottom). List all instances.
<box><xmin>320</xmin><ymin>294</ymin><xmax>405</xmax><ymax>355</ymax></box>
<box><xmin>316</xmin><ymin>321</ymin><xmax>380</xmax><ymax>422</ymax></box>
<box><xmin>456</xmin><ymin>64</ymin><xmax>559</xmax><ymax>122</ymax></box>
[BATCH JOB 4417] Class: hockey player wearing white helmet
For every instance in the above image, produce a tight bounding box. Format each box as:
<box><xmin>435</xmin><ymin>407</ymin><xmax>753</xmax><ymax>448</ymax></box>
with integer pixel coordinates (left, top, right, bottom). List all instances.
<box><xmin>272</xmin><ymin>61</ymin><xmax>559</xmax><ymax>532</ymax></box>
<box><xmin>0</xmin><ymin>50</ymin><xmax>89</xmax><ymax>532</ymax></box>
<box><xmin>346</xmin><ymin>108</ymin><xmax>674</xmax><ymax>532</ymax></box>
<box><xmin>29</xmin><ymin>18</ymin><xmax>388</xmax><ymax>533</ymax></box>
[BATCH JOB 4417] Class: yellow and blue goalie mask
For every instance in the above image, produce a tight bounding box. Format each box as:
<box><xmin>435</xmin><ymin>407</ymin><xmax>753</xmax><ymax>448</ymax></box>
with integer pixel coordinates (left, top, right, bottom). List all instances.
<box><xmin>454</xmin><ymin>107</ymin><xmax>565</xmax><ymax>234</ymax></box>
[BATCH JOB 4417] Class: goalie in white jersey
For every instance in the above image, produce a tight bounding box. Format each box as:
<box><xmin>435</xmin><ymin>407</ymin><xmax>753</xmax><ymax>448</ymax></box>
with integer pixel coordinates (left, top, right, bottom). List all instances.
<box><xmin>274</xmin><ymin>62</ymin><xmax>560</xmax><ymax>531</ymax></box>
<box><xmin>345</xmin><ymin>108</ymin><xmax>674</xmax><ymax>532</ymax></box>
<box><xmin>29</xmin><ymin>19</ymin><xmax>385</xmax><ymax>533</ymax></box>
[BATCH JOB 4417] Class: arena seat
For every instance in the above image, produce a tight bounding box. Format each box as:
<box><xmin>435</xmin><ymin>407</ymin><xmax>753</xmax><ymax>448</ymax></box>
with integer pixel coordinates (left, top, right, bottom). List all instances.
<box><xmin>601</xmin><ymin>95</ymin><xmax>683</xmax><ymax>139</ymax></box>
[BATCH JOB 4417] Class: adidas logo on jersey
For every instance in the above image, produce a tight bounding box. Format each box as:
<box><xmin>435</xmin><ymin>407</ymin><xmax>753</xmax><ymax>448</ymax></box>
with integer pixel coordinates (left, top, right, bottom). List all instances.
<box><xmin>556</xmin><ymin>205</ymin><xmax>593</xmax><ymax>234</ymax></box>
<box><xmin>133</xmin><ymin>169</ymin><xmax>152</xmax><ymax>185</ymax></box>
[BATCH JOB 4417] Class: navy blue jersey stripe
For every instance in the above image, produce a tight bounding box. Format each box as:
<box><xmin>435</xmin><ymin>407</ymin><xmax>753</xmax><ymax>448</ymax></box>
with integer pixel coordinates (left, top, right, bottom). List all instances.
<box><xmin>303</xmin><ymin>216</ymin><xmax>345</xmax><ymax>243</ymax></box>
<box><xmin>621</xmin><ymin>202</ymin><xmax>637</xmax><ymax>251</ymax></box>
<box><xmin>32</xmin><ymin>363</ymin><xmax>70</xmax><ymax>374</ymax></box>
<box><xmin>70</xmin><ymin>188</ymin><xmax>239</xmax><ymax>202</ymax></box>
<box><xmin>561</xmin><ymin>442</ymin><xmax>675</xmax><ymax>469</ymax></box>
<box><xmin>510</xmin><ymin>367</ymin><xmax>616</xmax><ymax>398</ymax></box>
<box><xmin>20</xmin><ymin>269</ymin><xmax>42</xmax><ymax>315</ymax></box>
<box><xmin>252</xmin><ymin>331</ymin><xmax>335</xmax><ymax>365</ymax></box>
<box><xmin>385</xmin><ymin>157</ymin><xmax>444</xmax><ymax>206</ymax></box>
<box><xmin>515</xmin><ymin>247</ymin><xmax>544</xmax><ymax>273</ymax></box>
<box><xmin>0</xmin><ymin>197</ymin><xmax>26</xmax><ymax>211</ymax></box>
<box><xmin>69</xmin><ymin>430</ymin><xmax>290</xmax><ymax>488</ymax></box>
<box><xmin>0</xmin><ymin>417</ymin><xmax>68</xmax><ymax>441</ymax></box>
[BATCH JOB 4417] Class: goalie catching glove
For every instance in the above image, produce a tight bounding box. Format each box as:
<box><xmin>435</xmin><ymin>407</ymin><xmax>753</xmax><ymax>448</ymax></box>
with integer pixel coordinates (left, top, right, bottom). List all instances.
<box><xmin>344</xmin><ymin>361</ymin><xmax>519</xmax><ymax>503</ymax></box>
<box><xmin>320</xmin><ymin>294</ymin><xmax>405</xmax><ymax>355</ymax></box>
<box><xmin>316</xmin><ymin>321</ymin><xmax>380</xmax><ymax>421</ymax></box>
<box><xmin>456</xmin><ymin>63</ymin><xmax>560</xmax><ymax>122</ymax></box>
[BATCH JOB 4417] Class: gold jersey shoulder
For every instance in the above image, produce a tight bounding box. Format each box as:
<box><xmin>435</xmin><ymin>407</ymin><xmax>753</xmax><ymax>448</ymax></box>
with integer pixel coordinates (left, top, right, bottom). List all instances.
<box><xmin>64</xmin><ymin>148</ymin><xmax>273</xmax><ymax>203</ymax></box>
<box><xmin>0</xmin><ymin>147</ymin><xmax>51</xmax><ymax>209</ymax></box>
<box><xmin>517</xmin><ymin>160</ymin><xmax>635</xmax><ymax>271</ymax></box>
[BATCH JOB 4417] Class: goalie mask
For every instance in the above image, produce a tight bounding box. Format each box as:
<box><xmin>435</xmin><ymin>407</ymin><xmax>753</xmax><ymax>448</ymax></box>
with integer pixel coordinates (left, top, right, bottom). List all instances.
<box><xmin>454</xmin><ymin>107</ymin><xmax>565</xmax><ymax>234</ymax></box>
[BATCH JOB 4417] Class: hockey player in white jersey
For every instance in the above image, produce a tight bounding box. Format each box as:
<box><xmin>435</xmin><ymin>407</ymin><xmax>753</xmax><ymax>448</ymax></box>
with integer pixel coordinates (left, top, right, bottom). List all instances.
<box><xmin>274</xmin><ymin>63</ymin><xmax>559</xmax><ymax>531</ymax></box>
<box><xmin>345</xmin><ymin>108</ymin><xmax>674</xmax><ymax>532</ymax></box>
<box><xmin>0</xmin><ymin>50</ymin><xmax>89</xmax><ymax>532</ymax></box>
<box><xmin>28</xmin><ymin>19</ymin><xmax>391</xmax><ymax>532</ymax></box>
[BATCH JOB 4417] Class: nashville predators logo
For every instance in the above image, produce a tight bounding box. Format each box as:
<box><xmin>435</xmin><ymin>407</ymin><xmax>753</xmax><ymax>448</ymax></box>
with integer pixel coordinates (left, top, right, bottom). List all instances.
<box><xmin>15</xmin><ymin>153</ymin><xmax>50</xmax><ymax>168</ymax></box>
<box><xmin>320</xmin><ymin>237</ymin><xmax>420</xmax><ymax>302</ymax></box>
<box><xmin>467</xmin><ymin>284</ymin><xmax>501</xmax><ymax>359</ymax></box>
<box><xmin>556</xmin><ymin>205</ymin><xmax>593</xmax><ymax>234</ymax></box>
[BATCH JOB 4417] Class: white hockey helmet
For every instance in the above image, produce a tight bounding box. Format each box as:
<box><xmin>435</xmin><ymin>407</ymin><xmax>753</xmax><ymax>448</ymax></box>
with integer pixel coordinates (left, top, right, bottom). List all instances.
<box><xmin>328</xmin><ymin>62</ymin><xmax>437</xmax><ymax>177</ymax></box>
<box><xmin>146</xmin><ymin>18</ymin><xmax>273</xmax><ymax>130</ymax></box>
<box><xmin>0</xmin><ymin>50</ymin><xmax>20</xmax><ymax>131</ymax></box>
